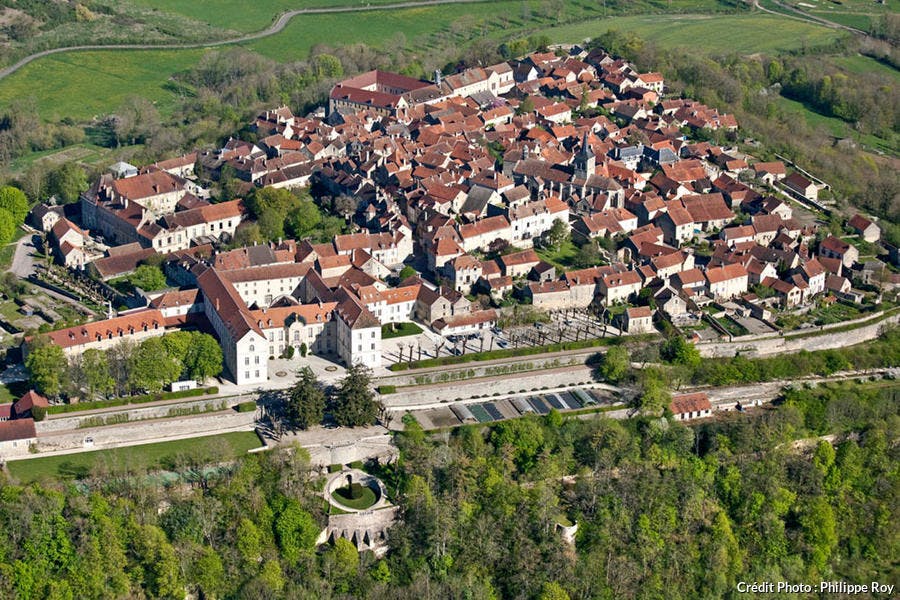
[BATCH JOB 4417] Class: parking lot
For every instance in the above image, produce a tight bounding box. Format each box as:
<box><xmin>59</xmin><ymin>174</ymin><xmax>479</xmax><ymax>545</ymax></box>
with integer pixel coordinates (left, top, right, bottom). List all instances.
<box><xmin>412</xmin><ymin>385</ymin><xmax>621</xmax><ymax>430</ymax></box>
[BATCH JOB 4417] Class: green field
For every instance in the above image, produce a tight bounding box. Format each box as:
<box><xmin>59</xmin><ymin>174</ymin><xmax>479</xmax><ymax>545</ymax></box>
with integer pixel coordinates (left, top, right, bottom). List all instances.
<box><xmin>833</xmin><ymin>53</ymin><xmax>900</xmax><ymax>83</ymax></box>
<box><xmin>774</xmin><ymin>95</ymin><xmax>898</xmax><ymax>155</ymax></box>
<box><xmin>6</xmin><ymin>431</ymin><xmax>263</xmax><ymax>484</ymax></box>
<box><xmin>129</xmin><ymin>0</ymin><xmax>408</xmax><ymax>32</ymax></box>
<box><xmin>0</xmin><ymin>48</ymin><xmax>207</xmax><ymax>123</ymax></box>
<box><xmin>545</xmin><ymin>13</ymin><xmax>845</xmax><ymax>54</ymax></box>
<box><xmin>0</xmin><ymin>0</ymin><xmax>840</xmax><ymax>125</ymax></box>
<box><xmin>382</xmin><ymin>322</ymin><xmax>424</xmax><ymax>338</ymax></box>
<box><xmin>536</xmin><ymin>239</ymin><xmax>579</xmax><ymax>270</ymax></box>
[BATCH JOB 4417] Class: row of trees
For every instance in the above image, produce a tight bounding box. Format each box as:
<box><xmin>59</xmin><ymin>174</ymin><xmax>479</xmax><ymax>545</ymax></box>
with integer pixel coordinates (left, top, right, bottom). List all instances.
<box><xmin>285</xmin><ymin>364</ymin><xmax>383</xmax><ymax>430</ymax></box>
<box><xmin>25</xmin><ymin>330</ymin><xmax>223</xmax><ymax>400</ymax></box>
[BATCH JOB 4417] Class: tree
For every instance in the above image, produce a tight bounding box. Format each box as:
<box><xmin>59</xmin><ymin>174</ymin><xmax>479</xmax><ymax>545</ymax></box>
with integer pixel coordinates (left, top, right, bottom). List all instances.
<box><xmin>235</xmin><ymin>518</ymin><xmax>262</xmax><ymax>564</ymax></box>
<box><xmin>326</xmin><ymin>538</ymin><xmax>359</xmax><ymax>592</ymax></box>
<box><xmin>517</xmin><ymin>95</ymin><xmax>535</xmax><ymax>115</ymax></box>
<box><xmin>286</xmin><ymin>367</ymin><xmax>325</xmax><ymax>429</ymax></box>
<box><xmin>331</xmin><ymin>364</ymin><xmax>382</xmax><ymax>427</ymax></box>
<box><xmin>161</xmin><ymin>331</ymin><xmax>193</xmax><ymax>365</ymax></box>
<box><xmin>81</xmin><ymin>348</ymin><xmax>114</xmax><ymax>399</ymax></box>
<box><xmin>273</xmin><ymin>499</ymin><xmax>318</xmax><ymax>567</ymax></box>
<box><xmin>539</xmin><ymin>582</ymin><xmax>571</xmax><ymax>600</ymax></box>
<box><xmin>598</xmin><ymin>346</ymin><xmax>630</xmax><ymax>383</ymax></box>
<box><xmin>191</xmin><ymin>546</ymin><xmax>225</xmax><ymax>600</ymax></box>
<box><xmin>130</xmin><ymin>265</ymin><xmax>167</xmax><ymax>291</ymax></box>
<box><xmin>399</xmin><ymin>265</ymin><xmax>416</xmax><ymax>279</ymax></box>
<box><xmin>133</xmin><ymin>525</ymin><xmax>183</xmax><ymax>599</ymax></box>
<box><xmin>0</xmin><ymin>208</ymin><xmax>17</xmax><ymax>244</ymax></box>
<box><xmin>636</xmin><ymin>368</ymin><xmax>670</xmax><ymax>414</ymax></box>
<box><xmin>285</xmin><ymin>198</ymin><xmax>322</xmax><ymax>238</ymax></box>
<box><xmin>183</xmin><ymin>333</ymin><xmax>223</xmax><ymax>382</ymax></box>
<box><xmin>48</xmin><ymin>163</ymin><xmax>88</xmax><ymax>203</ymax></box>
<box><xmin>660</xmin><ymin>336</ymin><xmax>701</xmax><ymax>368</ymax></box>
<box><xmin>333</xmin><ymin>194</ymin><xmax>357</xmax><ymax>220</ymax></box>
<box><xmin>25</xmin><ymin>342</ymin><xmax>66</xmax><ymax>398</ymax></box>
<box><xmin>542</xmin><ymin>219</ymin><xmax>569</xmax><ymax>251</ymax></box>
<box><xmin>574</xmin><ymin>240</ymin><xmax>602</xmax><ymax>268</ymax></box>
<box><xmin>128</xmin><ymin>338</ymin><xmax>182</xmax><ymax>394</ymax></box>
<box><xmin>0</xmin><ymin>186</ymin><xmax>29</xmax><ymax>224</ymax></box>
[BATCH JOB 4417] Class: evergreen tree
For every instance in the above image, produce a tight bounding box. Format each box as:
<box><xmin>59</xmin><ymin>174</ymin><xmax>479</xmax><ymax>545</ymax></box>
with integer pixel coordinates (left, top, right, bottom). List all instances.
<box><xmin>331</xmin><ymin>364</ymin><xmax>382</xmax><ymax>427</ymax></box>
<box><xmin>286</xmin><ymin>367</ymin><xmax>325</xmax><ymax>429</ymax></box>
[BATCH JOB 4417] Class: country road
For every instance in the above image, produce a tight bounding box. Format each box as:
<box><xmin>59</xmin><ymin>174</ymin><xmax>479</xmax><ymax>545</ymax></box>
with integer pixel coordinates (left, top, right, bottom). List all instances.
<box><xmin>0</xmin><ymin>0</ymin><xmax>516</xmax><ymax>82</ymax></box>
<box><xmin>752</xmin><ymin>0</ymin><xmax>867</xmax><ymax>36</ymax></box>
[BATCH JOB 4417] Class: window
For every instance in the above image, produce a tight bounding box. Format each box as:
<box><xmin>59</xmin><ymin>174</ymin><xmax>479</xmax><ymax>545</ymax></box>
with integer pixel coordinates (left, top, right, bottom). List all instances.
<box><xmin>358</xmin><ymin>344</ymin><xmax>362</xmax><ymax>351</ymax></box>
<box><xmin>250</xmin><ymin>345</ymin><xmax>255</xmax><ymax>352</ymax></box>
<box><xmin>244</xmin><ymin>357</ymin><xmax>249</xmax><ymax>366</ymax></box>
<box><xmin>255</xmin><ymin>370</ymin><xmax>259</xmax><ymax>378</ymax></box>
<box><xmin>245</xmin><ymin>371</ymin><xmax>250</xmax><ymax>379</ymax></box>
<box><xmin>371</xmin><ymin>343</ymin><xmax>375</xmax><ymax>350</ymax></box>
<box><xmin>254</xmin><ymin>356</ymin><xmax>260</xmax><ymax>364</ymax></box>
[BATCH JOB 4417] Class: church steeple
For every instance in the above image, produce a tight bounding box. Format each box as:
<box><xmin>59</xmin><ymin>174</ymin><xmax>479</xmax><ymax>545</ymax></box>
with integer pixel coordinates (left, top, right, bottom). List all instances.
<box><xmin>573</xmin><ymin>132</ymin><xmax>595</xmax><ymax>180</ymax></box>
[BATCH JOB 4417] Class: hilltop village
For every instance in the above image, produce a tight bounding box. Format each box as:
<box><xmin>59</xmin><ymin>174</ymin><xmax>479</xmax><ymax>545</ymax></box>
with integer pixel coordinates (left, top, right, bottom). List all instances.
<box><xmin>27</xmin><ymin>46</ymin><xmax>888</xmax><ymax>388</ymax></box>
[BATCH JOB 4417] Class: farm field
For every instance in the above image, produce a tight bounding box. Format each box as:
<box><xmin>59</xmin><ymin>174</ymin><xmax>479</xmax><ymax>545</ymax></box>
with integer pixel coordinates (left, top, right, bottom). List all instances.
<box><xmin>0</xmin><ymin>49</ymin><xmax>207</xmax><ymax>123</ymax></box>
<box><xmin>5</xmin><ymin>431</ymin><xmax>263</xmax><ymax>484</ymax></box>
<box><xmin>544</xmin><ymin>13</ymin><xmax>846</xmax><ymax>54</ymax></box>
<box><xmin>0</xmin><ymin>3</ymin><xmax>831</xmax><ymax>125</ymax></box>
<box><xmin>129</xmin><ymin>0</ymin><xmax>423</xmax><ymax>32</ymax></box>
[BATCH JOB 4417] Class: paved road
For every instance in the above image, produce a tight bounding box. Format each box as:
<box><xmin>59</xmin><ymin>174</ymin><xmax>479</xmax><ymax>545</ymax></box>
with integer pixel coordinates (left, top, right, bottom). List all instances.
<box><xmin>0</xmin><ymin>0</ymin><xmax>516</xmax><ymax>82</ymax></box>
<box><xmin>9</xmin><ymin>231</ymin><xmax>36</xmax><ymax>278</ymax></box>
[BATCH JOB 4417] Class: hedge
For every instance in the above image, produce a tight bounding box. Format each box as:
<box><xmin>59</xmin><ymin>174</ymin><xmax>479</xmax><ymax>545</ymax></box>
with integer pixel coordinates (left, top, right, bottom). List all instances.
<box><xmin>235</xmin><ymin>401</ymin><xmax>257</xmax><ymax>413</ymax></box>
<box><xmin>377</xmin><ymin>385</ymin><xmax>397</xmax><ymax>394</ymax></box>
<box><xmin>48</xmin><ymin>387</ymin><xmax>219</xmax><ymax>415</ymax></box>
<box><xmin>389</xmin><ymin>336</ymin><xmax>628</xmax><ymax>371</ymax></box>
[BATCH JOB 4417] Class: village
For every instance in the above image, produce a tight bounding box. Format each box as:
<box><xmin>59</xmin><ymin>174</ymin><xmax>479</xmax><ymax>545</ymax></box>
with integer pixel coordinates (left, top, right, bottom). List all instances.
<box><xmin>0</xmin><ymin>43</ymin><xmax>895</xmax><ymax>457</ymax></box>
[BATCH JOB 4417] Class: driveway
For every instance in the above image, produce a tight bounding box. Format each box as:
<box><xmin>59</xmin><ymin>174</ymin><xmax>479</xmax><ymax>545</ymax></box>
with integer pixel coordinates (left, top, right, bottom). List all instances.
<box><xmin>9</xmin><ymin>232</ymin><xmax>37</xmax><ymax>278</ymax></box>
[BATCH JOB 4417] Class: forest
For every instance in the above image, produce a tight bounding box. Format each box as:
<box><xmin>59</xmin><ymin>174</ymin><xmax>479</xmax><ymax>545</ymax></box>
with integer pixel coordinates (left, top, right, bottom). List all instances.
<box><xmin>0</xmin><ymin>374</ymin><xmax>896</xmax><ymax>599</ymax></box>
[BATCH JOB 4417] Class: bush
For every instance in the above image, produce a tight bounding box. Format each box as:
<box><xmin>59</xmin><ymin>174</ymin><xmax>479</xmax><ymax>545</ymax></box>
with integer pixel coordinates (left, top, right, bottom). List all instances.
<box><xmin>377</xmin><ymin>385</ymin><xmax>396</xmax><ymax>394</ymax></box>
<box><xmin>235</xmin><ymin>401</ymin><xmax>256</xmax><ymax>413</ymax></box>
<box><xmin>31</xmin><ymin>406</ymin><xmax>46</xmax><ymax>421</ymax></box>
<box><xmin>328</xmin><ymin>464</ymin><xmax>343</xmax><ymax>473</ymax></box>
<box><xmin>46</xmin><ymin>386</ymin><xmax>218</xmax><ymax>415</ymax></box>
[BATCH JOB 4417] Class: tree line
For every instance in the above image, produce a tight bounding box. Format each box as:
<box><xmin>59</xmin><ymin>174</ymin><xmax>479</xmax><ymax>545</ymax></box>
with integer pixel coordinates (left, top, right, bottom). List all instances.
<box><xmin>25</xmin><ymin>330</ymin><xmax>223</xmax><ymax>402</ymax></box>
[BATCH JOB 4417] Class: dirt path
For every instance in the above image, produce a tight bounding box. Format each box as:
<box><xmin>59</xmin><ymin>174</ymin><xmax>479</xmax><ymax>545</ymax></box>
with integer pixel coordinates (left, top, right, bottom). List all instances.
<box><xmin>0</xmin><ymin>0</ymin><xmax>512</xmax><ymax>82</ymax></box>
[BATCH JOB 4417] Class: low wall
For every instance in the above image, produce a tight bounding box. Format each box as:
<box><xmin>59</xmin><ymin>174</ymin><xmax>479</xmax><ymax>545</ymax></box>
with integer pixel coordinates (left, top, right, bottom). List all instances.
<box><xmin>384</xmin><ymin>365</ymin><xmax>595</xmax><ymax>408</ymax></box>
<box><xmin>377</xmin><ymin>351</ymin><xmax>597</xmax><ymax>387</ymax></box>
<box><xmin>698</xmin><ymin>313</ymin><xmax>898</xmax><ymax>358</ymax></box>
<box><xmin>33</xmin><ymin>410</ymin><xmax>257</xmax><ymax>454</ymax></box>
<box><xmin>37</xmin><ymin>395</ymin><xmax>252</xmax><ymax>433</ymax></box>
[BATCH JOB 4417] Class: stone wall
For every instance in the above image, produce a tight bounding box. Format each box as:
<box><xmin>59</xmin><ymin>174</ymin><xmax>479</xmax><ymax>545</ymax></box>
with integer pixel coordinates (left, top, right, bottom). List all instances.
<box><xmin>698</xmin><ymin>312</ymin><xmax>898</xmax><ymax>358</ymax></box>
<box><xmin>37</xmin><ymin>395</ymin><xmax>253</xmax><ymax>433</ymax></box>
<box><xmin>34</xmin><ymin>410</ymin><xmax>257</xmax><ymax>454</ymax></box>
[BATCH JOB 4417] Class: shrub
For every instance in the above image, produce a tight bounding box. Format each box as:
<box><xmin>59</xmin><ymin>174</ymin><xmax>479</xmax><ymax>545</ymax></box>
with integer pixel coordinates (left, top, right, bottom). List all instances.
<box><xmin>31</xmin><ymin>406</ymin><xmax>46</xmax><ymax>421</ymax></box>
<box><xmin>235</xmin><ymin>401</ymin><xmax>256</xmax><ymax>413</ymax></box>
<box><xmin>328</xmin><ymin>464</ymin><xmax>342</xmax><ymax>473</ymax></box>
<box><xmin>377</xmin><ymin>385</ymin><xmax>396</xmax><ymax>394</ymax></box>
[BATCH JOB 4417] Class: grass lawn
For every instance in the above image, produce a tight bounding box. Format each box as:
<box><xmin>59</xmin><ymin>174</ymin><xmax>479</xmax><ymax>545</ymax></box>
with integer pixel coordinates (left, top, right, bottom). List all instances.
<box><xmin>6</xmin><ymin>431</ymin><xmax>263</xmax><ymax>484</ymax></box>
<box><xmin>832</xmin><ymin>54</ymin><xmax>900</xmax><ymax>83</ymax></box>
<box><xmin>382</xmin><ymin>322</ymin><xmax>424</xmax><ymax>339</ymax></box>
<box><xmin>0</xmin><ymin>228</ymin><xmax>28</xmax><ymax>270</ymax></box>
<box><xmin>536</xmin><ymin>239</ymin><xmax>578</xmax><ymax>270</ymax></box>
<box><xmin>544</xmin><ymin>13</ymin><xmax>845</xmax><ymax>55</ymax></box>
<box><xmin>331</xmin><ymin>484</ymin><xmax>378</xmax><ymax>510</ymax></box>
<box><xmin>810</xmin><ymin>301</ymin><xmax>865</xmax><ymax>326</ymax></box>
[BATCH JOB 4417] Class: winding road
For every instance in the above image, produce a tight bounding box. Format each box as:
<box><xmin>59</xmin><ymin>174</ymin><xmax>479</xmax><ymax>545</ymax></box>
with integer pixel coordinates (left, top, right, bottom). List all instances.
<box><xmin>0</xmin><ymin>0</ymin><xmax>512</xmax><ymax>82</ymax></box>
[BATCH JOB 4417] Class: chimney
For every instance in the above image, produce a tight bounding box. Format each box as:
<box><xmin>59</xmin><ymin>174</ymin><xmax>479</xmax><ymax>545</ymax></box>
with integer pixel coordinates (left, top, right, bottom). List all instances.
<box><xmin>216</xmin><ymin>298</ymin><xmax>220</xmax><ymax>311</ymax></box>
<box><xmin>434</xmin><ymin>69</ymin><xmax>442</xmax><ymax>87</ymax></box>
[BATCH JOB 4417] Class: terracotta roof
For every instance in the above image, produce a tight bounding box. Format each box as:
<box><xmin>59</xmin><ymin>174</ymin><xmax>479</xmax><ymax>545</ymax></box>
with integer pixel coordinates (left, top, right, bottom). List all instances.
<box><xmin>669</xmin><ymin>392</ymin><xmax>710</xmax><ymax>415</ymax></box>
<box><xmin>705</xmin><ymin>263</ymin><xmax>748</xmax><ymax>284</ymax></box>
<box><xmin>149</xmin><ymin>289</ymin><xmax>201</xmax><ymax>310</ymax></box>
<box><xmin>45</xmin><ymin>308</ymin><xmax>167</xmax><ymax>349</ymax></box>
<box><xmin>13</xmin><ymin>391</ymin><xmax>49</xmax><ymax>416</ymax></box>
<box><xmin>626</xmin><ymin>306</ymin><xmax>652</xmax><ymax>318</ymax></box>
<box><xmin>112</xmin><ymin>170</ymin><xmax>184</xmax><ymax>200</ymax></box>
<box><xmin>197</xmin><ymin>269</ymin><xmax>263</xmax><ymax>340</ymax></box>
<box><xmin>0</xmin><ymin>419</ymin><xmax>36</xmax><ymax>442</ymax></box>
<box><xmin>249</xmin><ymin>303</ymin><xmax>336</xmax><ymax>328</ymax></box>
